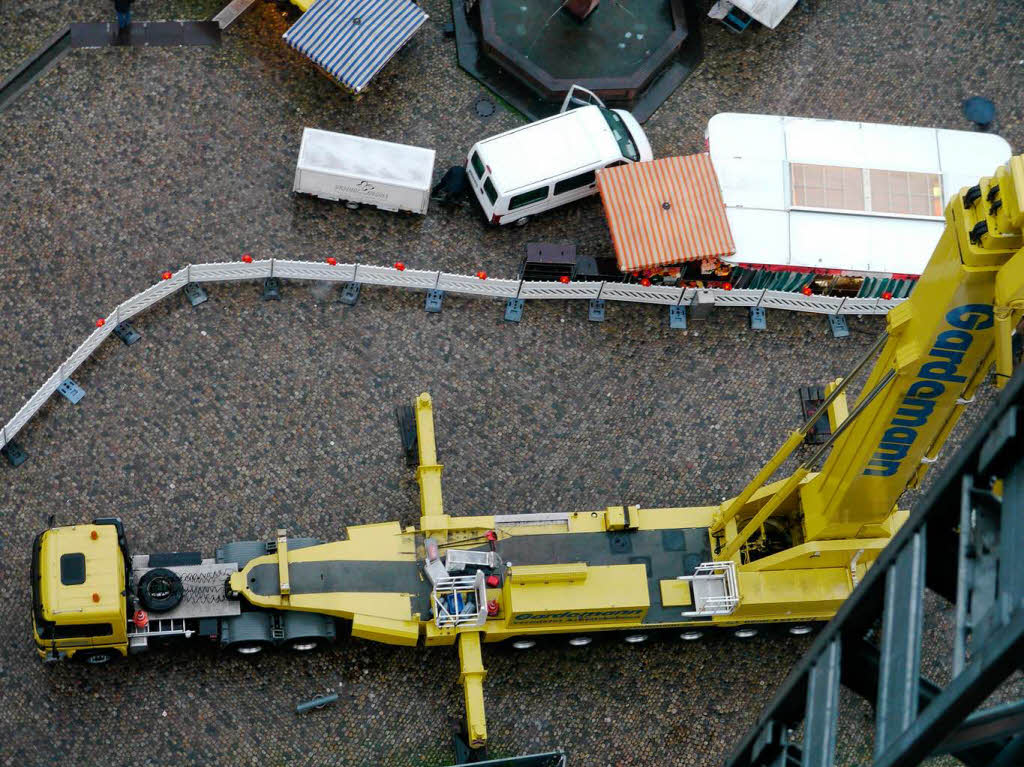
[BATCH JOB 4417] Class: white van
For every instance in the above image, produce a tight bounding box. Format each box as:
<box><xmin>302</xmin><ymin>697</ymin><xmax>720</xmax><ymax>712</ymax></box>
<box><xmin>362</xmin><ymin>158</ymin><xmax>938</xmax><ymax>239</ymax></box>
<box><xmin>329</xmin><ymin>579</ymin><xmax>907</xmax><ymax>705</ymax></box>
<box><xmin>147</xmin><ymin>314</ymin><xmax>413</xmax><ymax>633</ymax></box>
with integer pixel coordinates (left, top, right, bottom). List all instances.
<box><xmin>466</xmin><ymin>86</ymin><xmax>653</xmax><ymax>226</ymax></box>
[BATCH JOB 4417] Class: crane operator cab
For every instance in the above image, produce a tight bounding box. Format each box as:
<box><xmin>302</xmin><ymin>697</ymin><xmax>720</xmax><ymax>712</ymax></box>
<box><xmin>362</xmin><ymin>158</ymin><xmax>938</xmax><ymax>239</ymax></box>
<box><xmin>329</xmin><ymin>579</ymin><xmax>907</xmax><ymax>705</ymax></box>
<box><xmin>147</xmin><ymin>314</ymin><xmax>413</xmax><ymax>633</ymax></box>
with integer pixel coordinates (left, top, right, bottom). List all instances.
<box><xmin>32</xmin><ymin>519</ymin><xmax>131</xmax><ymax>664</ymax></box>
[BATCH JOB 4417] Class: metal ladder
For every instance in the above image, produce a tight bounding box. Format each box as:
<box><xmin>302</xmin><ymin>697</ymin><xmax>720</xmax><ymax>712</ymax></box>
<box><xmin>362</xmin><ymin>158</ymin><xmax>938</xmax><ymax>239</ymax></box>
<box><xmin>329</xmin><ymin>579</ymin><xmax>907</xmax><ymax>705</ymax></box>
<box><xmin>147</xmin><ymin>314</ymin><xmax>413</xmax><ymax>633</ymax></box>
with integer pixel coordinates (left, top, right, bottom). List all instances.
<box><xmin>723</xmin><ymin>366</ymin><xmax>1024</xmax><ymax>767</ymax></box>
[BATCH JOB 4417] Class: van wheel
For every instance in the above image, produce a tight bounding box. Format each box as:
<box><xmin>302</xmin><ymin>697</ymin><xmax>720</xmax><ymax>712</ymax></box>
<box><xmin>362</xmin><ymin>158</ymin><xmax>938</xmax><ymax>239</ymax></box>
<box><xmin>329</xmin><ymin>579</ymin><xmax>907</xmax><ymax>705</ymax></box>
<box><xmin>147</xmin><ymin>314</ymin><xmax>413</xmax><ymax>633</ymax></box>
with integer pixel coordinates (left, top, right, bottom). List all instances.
<box><xmin>80</xmin><ymin>650</ymin><xmax>118</xmax><ymax>665</ymax></box>
<box><xmin>513</xmin><ymin>216</ymin><xmax>530</xmax><ymax>227</ymax></box>
<box><xmin>345</xmin><ymin>202</ymin><xmax>360</xmax><ymax>210</ymax></box>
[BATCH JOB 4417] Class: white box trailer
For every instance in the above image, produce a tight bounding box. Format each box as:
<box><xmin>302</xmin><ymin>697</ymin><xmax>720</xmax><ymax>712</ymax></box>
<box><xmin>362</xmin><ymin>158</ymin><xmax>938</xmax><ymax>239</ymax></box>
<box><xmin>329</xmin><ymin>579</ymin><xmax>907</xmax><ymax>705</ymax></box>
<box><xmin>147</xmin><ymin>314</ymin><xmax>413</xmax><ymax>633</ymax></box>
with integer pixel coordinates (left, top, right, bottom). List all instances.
<box><xmin>293</xmin><ymin>128</ymin><xmax>436</xmax><ymax>214</ymax></box>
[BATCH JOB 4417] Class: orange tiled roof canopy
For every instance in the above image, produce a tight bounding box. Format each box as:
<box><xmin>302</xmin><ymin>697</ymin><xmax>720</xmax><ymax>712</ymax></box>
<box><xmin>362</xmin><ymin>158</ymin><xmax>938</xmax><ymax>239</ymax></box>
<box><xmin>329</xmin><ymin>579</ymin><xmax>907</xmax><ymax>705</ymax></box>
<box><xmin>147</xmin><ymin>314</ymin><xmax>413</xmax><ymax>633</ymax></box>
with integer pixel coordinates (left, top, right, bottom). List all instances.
<box><xmin>597</xmin><ymin>153</ymin><xmax>736</xmax><ymax>272</ymax></box>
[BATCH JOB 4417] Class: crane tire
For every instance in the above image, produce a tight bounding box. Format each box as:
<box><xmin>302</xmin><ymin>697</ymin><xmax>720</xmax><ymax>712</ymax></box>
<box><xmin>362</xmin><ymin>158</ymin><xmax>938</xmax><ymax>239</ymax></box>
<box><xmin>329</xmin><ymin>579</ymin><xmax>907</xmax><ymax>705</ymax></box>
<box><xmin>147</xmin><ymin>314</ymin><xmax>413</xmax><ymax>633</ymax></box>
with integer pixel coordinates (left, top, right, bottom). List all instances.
<box><xmin>137</xmin><ymin>568</ymin><xmax>184</xmax><ymax>612</ymax></box>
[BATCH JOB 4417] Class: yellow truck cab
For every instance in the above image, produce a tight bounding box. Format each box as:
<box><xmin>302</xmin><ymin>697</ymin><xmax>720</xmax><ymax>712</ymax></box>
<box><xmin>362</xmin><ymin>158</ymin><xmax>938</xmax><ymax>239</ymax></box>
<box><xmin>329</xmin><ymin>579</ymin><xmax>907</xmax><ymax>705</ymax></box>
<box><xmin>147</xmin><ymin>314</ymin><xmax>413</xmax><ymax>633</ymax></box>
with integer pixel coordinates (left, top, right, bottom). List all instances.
<box><xmin>32</xmin><ymin>519</ymin><xmax>130</xmax><ymax>663</ymax></box>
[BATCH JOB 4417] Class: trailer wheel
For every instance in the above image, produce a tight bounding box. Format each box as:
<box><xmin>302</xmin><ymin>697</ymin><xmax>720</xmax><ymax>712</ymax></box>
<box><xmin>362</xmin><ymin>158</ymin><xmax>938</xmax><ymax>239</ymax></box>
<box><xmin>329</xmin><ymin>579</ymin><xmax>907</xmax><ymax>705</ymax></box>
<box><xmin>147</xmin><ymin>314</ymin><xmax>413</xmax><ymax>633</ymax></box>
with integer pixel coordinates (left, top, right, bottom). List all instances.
<box><xmin>137</xmin><ymin>568</ymin><xmax>184</xmax><ymax>613</ymax></box>
<box><xmin>80</xmin><ymin>649</ymin><xmax>118</xmax><ymax>665</ymax></box>
<box><xmin>288</xmin><ymin>638</ymin><xmax>320</xmax><ymax>652</ymax></box>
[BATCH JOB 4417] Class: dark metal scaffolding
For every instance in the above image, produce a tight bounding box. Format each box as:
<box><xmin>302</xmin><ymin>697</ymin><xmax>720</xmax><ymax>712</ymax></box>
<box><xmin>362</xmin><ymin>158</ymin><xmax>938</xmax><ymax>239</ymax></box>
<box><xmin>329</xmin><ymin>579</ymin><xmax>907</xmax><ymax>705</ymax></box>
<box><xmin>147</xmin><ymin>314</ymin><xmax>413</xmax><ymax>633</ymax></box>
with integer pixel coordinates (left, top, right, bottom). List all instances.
<box><xmin>723</xmin><ymin>366</ymin><xmax>1024</xmax><ymax>767</ymax></box>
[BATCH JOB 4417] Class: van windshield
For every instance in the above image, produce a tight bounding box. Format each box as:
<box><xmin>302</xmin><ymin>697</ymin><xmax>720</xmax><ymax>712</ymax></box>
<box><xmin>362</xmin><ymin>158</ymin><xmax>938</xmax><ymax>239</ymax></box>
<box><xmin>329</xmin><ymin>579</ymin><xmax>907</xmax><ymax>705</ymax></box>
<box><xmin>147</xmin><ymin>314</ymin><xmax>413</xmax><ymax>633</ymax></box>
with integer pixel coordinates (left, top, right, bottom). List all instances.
<box><xmin>600</xmin><ymin>108</ymin><xmax>639</xmax><ymax>162</ymax></box>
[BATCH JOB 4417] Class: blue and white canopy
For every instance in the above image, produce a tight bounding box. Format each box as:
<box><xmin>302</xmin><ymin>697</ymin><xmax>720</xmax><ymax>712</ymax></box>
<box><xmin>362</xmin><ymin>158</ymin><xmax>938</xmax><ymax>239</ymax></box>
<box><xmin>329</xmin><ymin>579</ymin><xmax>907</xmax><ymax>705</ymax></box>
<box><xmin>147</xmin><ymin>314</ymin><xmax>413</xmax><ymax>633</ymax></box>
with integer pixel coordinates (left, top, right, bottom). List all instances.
<box><xmin>283</xmin><ymin>0</ymin><xmax>428</xmax><ymax>93</ymax></box>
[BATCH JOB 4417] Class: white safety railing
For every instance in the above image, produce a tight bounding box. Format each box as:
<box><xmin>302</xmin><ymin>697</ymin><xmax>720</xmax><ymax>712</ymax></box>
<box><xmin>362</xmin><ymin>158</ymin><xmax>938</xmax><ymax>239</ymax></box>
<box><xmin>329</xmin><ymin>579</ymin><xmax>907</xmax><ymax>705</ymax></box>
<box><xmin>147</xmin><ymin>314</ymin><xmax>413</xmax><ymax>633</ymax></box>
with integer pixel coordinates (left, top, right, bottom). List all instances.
<box><xmin>0</xmin><ymin>258</ymin><xmax>904</xmax><ymax>450</ymax></box>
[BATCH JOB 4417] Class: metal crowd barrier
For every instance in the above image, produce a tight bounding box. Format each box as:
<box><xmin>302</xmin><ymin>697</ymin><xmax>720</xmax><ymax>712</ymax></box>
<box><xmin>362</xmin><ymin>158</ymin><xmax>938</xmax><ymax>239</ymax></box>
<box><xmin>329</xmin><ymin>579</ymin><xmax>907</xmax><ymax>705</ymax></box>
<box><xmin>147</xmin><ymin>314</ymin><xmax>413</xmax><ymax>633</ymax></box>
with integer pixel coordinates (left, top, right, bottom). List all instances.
<box><xmin>0</xmin><ymin>258</ymin><xmax>902</xmax><ymax>452</ymax></box>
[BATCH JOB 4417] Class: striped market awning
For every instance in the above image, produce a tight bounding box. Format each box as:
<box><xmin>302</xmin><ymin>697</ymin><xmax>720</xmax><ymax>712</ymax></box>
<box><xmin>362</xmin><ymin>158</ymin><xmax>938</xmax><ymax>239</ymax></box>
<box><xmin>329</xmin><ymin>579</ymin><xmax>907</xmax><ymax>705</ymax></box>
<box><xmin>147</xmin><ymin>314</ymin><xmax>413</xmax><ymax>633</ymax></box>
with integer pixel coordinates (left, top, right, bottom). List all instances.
<box><xmin>283</xmin><ymin>0</ymin><xmax>428</xmax><ymax>93</ymax></box>
<box><xmin>596</xmin><ymin>153</ymin><xmax>736</xmax><ymax>273</ymax></box>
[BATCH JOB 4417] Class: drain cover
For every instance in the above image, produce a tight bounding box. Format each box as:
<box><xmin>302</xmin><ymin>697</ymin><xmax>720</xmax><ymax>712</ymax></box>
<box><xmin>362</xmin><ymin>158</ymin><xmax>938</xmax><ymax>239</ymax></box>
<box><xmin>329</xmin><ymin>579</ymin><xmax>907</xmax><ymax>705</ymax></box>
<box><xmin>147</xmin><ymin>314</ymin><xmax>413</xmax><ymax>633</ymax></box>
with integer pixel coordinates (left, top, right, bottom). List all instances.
<box><xmin>474</xmin><ymin>98</ymin><xmax>495</xmax><ymax>118</ymax></box>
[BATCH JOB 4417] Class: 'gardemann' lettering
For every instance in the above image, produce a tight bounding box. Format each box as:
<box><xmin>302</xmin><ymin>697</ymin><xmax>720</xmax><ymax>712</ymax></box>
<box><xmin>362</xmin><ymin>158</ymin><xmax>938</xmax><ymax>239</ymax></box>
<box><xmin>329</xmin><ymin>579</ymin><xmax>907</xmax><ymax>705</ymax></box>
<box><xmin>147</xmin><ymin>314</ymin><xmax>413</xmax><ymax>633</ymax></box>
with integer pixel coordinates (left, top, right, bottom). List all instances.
<box><xmin>863</xmin><ymin>305</ymin><xmax>993</xmax><ymax>477</ymax></box>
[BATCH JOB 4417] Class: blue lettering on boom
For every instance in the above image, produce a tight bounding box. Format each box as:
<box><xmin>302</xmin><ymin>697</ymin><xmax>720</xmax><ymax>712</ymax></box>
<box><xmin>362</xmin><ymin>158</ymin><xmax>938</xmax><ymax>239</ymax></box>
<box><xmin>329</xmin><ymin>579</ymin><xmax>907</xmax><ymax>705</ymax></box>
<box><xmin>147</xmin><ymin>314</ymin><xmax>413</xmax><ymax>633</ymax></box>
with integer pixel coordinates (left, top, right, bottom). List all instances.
<box><xmin>863</xmin><ymin>304</ymin><xmax>992</xmax><ymax>477</ymax></box>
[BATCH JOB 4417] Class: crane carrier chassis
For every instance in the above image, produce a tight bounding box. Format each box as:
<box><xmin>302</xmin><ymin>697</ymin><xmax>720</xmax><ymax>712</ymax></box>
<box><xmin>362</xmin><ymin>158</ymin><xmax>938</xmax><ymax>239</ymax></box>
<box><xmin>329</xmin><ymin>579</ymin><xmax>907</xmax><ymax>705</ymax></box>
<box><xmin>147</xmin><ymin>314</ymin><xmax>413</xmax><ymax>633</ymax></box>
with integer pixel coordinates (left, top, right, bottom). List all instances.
<box><xmin>31</xmin><ymin>157</ymin><xmax>1024</xmax><ymax>750</ymax></box>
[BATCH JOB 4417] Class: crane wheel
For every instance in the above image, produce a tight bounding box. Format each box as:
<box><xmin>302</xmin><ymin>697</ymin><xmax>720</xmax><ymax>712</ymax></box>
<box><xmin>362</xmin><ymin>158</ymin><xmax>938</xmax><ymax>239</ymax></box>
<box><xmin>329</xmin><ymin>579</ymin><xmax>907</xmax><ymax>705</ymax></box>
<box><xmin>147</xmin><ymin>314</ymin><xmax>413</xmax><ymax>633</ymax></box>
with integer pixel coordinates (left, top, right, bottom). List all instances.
<box><xmin>568</xmin><ymin>636</ymin><xmax>592</xmax><ymax>647</ymax></box>
<box><xmin>733</xmin><ymin>627</ymin><xmax>758</xmax><ymax>639</ymax></box>
<box><xmin>511</xmin><ymin>639</ymin><xmax>536</xmax><ymax>650</ymax></box>
<box><xmin>623</xmin><ymin>633</ymin><xmax>649</xmax><ymax>644</ymax></box>
<box><xmin>680</xmin><ymin>630</ymin><xmax>703</xmax><ymax>641</ymax></box>
<box><xmin>79</xmin><ymin>649</ymin><xmax>118</xmax><ymax>665</ymax></box>
<box><xmin>137</xmin><ymin>568</ymin><xmax>184</xmax><ymax>612</ymax></box>
<box><xmin>288</xmin><ymin>638</ymin><xmax>321</xmax><ymax>652</ymax></box>
<box><xmin>231</xmin><ymin>642</ymin><xmax>267</xmax><ymax>656</ymax></box>
<box><xmin>788</xmin><ymin>624</ymin><xmax>814</xmax><ymax>636</ymax></box>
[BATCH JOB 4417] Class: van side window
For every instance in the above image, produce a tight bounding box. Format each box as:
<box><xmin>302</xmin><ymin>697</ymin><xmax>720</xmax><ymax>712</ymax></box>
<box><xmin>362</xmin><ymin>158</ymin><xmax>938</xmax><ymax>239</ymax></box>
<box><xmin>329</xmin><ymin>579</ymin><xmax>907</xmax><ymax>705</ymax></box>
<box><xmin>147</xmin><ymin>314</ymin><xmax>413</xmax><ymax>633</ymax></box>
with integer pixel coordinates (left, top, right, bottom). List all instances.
<box><xmin>510</xmin><ymin>187</ymin><xmax>549</xmax><ymax>210</ymax></box>
<box><xmin>483</xmin><ymin>177</ymin><xmax>498</xmax><ymax>204</ymax></box>
<box><xmin>470</xmin><ymin>151</ymin><xmax>485</xmax><ymax>180</ymax></box>
<box><xmin>554</xmin><ymin>171</ymin><xmax>595</xmax><ymax>195</ymax></box>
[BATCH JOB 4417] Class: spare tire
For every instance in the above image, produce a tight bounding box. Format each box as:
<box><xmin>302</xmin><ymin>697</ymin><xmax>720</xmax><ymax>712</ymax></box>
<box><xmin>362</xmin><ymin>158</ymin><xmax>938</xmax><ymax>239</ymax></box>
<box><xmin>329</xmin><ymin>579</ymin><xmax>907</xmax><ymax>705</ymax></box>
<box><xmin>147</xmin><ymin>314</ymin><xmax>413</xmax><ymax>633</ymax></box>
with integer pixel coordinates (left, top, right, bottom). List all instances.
<box><xmin>137</xmin><ymin>568</ymin><xmax>184</xmax><ymax>612</ymax></box>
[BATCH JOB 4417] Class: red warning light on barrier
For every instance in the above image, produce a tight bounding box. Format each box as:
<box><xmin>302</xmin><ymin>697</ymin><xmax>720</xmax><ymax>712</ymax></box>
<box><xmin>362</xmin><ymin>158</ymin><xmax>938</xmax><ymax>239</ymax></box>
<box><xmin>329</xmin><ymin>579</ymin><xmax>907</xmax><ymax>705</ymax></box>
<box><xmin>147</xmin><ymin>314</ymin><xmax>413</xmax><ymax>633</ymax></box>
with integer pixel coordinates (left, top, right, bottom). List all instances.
<box><xmin>326</xmin><ymin>257</ymin><xmax>337</xmax><ymax>266</ymax></box>
<box><xmin>476</xmin><ymin>270</ymin><xmax>487</xmax><ymax>280</ymax></box>
<box><xmin>241</xmin><ymin>254</ymin><xmax>253</xmax><ymax>263</ymax></box>
<box><xmin>95</xmin><ymin>318</ymin><xmax>105</xmax><ymax>327</ymax></box>
<box><xmin>133</xmin><ymin>610</ymin><xmax>149</xmax><ymax>629</ymax></box>
<box><xmin>882</xmin><ymin>291</ymin><xmax>893</xmax><ymax>300</ymax></box>
<box><xmin>161</xmin><ymin>271</ymin><xmax>172</xmax><ymax>280</ymax></box>
<box><xmin>723</xmin><ymin>282</ymin><xmax>733</xmax><ymax>291</ymax></box>
<box><xmin>559</xmin><ymin>275</ymin><xmax>570</xmax><ymax>284</ymax></box>
<box><xmin>640</xmin><ymin>278</ymin><xmax>652</xmax><ymax>287</ymax></box>
<box><xmin>802</xmin><ymin>285</ymin><xmax>813</xmax><ymax>296</ymax></box>
<box><xmin>394</xmin><ymin>262</ymin><xmax>406</xmax><ymax>271</ymax></box>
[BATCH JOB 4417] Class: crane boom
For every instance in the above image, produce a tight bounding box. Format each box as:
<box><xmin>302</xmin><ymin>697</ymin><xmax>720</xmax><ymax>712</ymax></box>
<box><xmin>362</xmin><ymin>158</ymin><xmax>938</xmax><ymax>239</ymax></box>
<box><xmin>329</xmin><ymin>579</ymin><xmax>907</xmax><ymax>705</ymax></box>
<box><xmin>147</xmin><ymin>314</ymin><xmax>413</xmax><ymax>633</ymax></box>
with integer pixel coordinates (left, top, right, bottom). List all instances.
<box><xmin>799</xmin><ymin>156</ymin><xmax>1024</xmax><ymax>541</ymax></box>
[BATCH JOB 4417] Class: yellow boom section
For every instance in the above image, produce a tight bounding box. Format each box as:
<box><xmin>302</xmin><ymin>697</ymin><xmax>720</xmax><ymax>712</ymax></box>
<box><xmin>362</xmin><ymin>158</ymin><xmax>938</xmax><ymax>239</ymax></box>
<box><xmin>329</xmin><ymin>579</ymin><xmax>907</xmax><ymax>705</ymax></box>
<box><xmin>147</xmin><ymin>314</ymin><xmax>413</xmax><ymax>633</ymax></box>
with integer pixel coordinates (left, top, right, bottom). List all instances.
<box><xmin>800</xmin><ymin>156</ymin><xmax>1024</xmax><ymax>542</ymax></box>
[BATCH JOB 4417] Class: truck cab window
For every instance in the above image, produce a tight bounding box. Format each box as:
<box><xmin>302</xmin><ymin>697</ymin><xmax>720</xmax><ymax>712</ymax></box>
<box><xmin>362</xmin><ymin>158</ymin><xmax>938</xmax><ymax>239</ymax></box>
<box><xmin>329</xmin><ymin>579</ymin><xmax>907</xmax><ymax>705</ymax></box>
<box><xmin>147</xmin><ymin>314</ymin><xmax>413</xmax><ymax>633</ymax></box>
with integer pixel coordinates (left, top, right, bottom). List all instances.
<box><xmin>510</xmin><ymin>186</ymin><xmax>549</xmax><ymax>210</ymax></box>
<box><xmin>60</xmin><ymin>553</ymin><xmax>86</xmax><ymax>585</ymax></box>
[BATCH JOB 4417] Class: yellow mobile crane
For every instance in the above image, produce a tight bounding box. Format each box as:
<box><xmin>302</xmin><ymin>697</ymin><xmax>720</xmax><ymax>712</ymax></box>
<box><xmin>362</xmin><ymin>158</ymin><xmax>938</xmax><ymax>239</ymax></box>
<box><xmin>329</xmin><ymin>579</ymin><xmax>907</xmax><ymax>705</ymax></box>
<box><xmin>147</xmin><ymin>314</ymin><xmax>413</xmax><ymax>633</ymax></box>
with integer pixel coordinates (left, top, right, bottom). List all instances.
<box><xmin>31</xmin><ymin>158</ymin><xmax>1024</xmax><ymax>750</ymax></box>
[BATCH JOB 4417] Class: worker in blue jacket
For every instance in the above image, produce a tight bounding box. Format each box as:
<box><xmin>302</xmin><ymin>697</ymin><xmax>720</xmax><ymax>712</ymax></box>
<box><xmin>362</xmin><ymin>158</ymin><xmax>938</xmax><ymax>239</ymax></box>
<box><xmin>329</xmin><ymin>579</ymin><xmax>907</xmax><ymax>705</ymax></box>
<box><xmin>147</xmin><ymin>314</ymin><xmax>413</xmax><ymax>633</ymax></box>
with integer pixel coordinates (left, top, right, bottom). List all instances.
<box><xmin>114</xmin><ymin>0</ymin><xmax>133</xmax><ymax>31</ymax></box>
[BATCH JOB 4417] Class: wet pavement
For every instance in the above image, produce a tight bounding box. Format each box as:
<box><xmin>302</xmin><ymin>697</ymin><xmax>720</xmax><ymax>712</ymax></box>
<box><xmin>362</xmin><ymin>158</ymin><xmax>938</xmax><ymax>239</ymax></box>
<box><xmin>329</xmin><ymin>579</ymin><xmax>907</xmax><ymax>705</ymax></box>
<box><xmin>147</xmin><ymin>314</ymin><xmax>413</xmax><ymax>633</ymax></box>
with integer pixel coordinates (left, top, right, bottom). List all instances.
<box><xmin>0</xmin><ymin>0</ymin><xmax>1021</xmax><ymax>764</ymax></box>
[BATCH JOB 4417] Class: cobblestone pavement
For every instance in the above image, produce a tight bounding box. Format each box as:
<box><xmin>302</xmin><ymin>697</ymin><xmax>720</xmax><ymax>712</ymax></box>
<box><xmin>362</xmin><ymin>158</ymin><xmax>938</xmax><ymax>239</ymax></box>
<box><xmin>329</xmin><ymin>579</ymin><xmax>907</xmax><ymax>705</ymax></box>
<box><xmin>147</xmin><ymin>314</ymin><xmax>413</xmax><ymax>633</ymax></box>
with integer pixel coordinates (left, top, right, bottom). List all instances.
<box><xmin>1</xmin><ymin>0</ymin><xmax>1022</xmax><ymax>765</ymax></box>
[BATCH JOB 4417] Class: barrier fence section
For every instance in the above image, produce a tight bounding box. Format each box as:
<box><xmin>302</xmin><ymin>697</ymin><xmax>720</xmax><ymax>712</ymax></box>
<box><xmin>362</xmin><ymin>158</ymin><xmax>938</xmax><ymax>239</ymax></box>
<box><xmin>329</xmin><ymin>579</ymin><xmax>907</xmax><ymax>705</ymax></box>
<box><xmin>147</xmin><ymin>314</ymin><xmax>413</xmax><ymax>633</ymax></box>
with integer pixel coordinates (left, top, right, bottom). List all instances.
<box><xmin>0</xmin><ymin>259</ymin><xmax>903</xmax><ymax>451</ymax></box>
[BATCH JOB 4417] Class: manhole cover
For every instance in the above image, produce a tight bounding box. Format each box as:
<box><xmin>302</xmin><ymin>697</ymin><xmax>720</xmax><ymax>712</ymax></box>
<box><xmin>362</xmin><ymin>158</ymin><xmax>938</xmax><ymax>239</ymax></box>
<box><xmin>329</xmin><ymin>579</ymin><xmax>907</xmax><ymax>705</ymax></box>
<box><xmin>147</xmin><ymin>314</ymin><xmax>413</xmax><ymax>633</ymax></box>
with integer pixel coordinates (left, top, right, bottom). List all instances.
<box><xmin>475</xmin><ymin>98</ymin><xmax>496</xmax><ymax>118</ymax></box>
